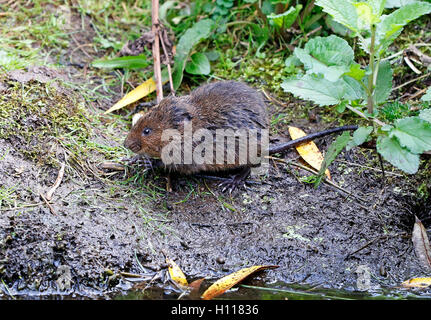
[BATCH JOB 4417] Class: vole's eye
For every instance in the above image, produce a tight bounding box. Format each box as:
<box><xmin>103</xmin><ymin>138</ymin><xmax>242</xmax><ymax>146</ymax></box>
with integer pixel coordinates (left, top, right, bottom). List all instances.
<box><xmin>142</xmin><ymin>128</ymin><xmax>152</xmax><ymax>136</ymax></box>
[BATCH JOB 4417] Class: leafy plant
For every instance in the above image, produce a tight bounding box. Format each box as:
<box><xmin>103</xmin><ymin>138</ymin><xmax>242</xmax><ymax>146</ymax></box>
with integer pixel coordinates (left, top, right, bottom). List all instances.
<box><xmin>172</xmin><ymin>18</ymin><xmax>215</xmax><ymax>89</ymax></box>
<box><xmin>281</xmin><ymin>0</ymin><xmax>431</xmax><ymax>174</ymax></box>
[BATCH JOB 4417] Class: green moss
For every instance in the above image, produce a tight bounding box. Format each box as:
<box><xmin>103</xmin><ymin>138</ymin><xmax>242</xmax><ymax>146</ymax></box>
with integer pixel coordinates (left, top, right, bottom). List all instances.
<box><xmin>0</xmin><ymin>79</ymin><xmax>90</xmax><ymax>165</ymax></box>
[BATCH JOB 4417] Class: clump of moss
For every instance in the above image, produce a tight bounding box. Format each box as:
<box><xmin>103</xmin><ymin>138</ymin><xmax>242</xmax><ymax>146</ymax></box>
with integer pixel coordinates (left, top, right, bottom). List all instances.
<box><xmin>0</xmin><ymin>79</ymin><xmax>90</xmax><ymax>166</ymax></box>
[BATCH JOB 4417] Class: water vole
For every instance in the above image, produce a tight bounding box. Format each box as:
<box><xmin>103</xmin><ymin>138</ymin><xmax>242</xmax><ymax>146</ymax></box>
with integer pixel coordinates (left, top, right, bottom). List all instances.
<box><xmin>124</xmin><ymin>81</ymin><xmax>357</xmax><ymax>180</ymax></box>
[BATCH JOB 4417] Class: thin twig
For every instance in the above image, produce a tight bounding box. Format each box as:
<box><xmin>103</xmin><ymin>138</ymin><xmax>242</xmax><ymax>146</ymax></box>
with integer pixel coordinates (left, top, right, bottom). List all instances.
<box><xmin>392</xmin><ymin>73</ymin><xmax>430</xmax><ymax>91</ymax></box>
<box><xmin>159</xmin><ymin>28</ymin><xmax>175</xmax><ymax>96</ymax></box>
<box><xmin>152</xmin><ymin>0</ymin><xmax>163</xmax><ymax>103</ymax></box>
<box><xmin>39</xmin><ymin>192</ymin><xmax>56</xmax><ymax>215</ymax></box>
<box><xmin>46</xmin><ymin>162</ymin><xmax>65</xmax><ymax>201</ymax></box>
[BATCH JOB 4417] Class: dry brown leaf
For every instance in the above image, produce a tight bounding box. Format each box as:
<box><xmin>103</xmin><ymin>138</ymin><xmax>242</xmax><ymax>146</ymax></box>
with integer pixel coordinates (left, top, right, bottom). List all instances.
<box><xmin>288</xmin><ymin>126</ymin><xmax>331</xmax><ymax>180</ymax></box>
<box><xmin>166</xmin><ymin>257</ymin><xmax>188</xmax><ymax>287</ymax></box>
<box><xmin>401</xmin><ymin>277</ymin><xmax>431</xmax><ymax>288</ymax></box>
<box><xmin>201</xmin><ymin>265</ymin><xmax>278</xmax><ymax>300</ymax></box>
<box><xmin>412</xmin><ymin>216</ymin><xmax>431</xmax><ymax>270</ymax></box>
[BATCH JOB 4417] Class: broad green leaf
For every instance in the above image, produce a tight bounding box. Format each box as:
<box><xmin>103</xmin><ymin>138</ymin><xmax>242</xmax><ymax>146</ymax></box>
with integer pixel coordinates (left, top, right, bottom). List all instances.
<box><xmin>419</xmin><ymin>108</ymin><xmax>431</xmax><ymax>123</ymax></box>
<box><xmin>294</xmin><ymin>48</ymin><xmax>349</xmax><ymax>82</ymax></box>
<box><xmin>347</xmin><ymin>126</ymin><xmax>373</xmax><ymax>150</ymax></box>
<box><xmin>91</xmin><ymin>54</ymin><xmax>149</xmax><ymax>69</ymax></box>
<box><xmin>385</xmin><ymin>0</ymin><xmax>417</xmax><ymax>8</ymax></box>
<box><xmin>374</xmin><ymin>60</ymin><xmax>393</xmax><ymax>104</ymax></box>
<box><xmin>377</xmin><ymin>134</ymin><xmax>419</xmax><ymax>174</ymax></box>
<box><xmin>281</xmin><ymin>75</ymin><xmax>345</xmax><ymax>106</ymax></box>
<box><xmin>204</xmin><ymin>51</ymin><xmax>220</xmax><ymax>61</ymax></box>
<box><xmin>315</xmin><ymin>0</ymin><xmax>359</xmax><ymax>33</ymax></box>
<box><xmin>294</xmin><ymin>35</ymin><xmax>354</xmax><ymax>82</ymax></box>
<box><xmin>172</xmin><ymin>19</ymin><xmax>215</xmax><ymax>90</ymax></box>
<box><xmin>369</xmin><ymin>0</ymin><xmax>387</xmax><ymax>16</ymax></box>
<box><xmin>267</xmin><ymin>5</ymin><xmax>303</xmax><ymax>29</ymax></box>
<box><xmin>421</xmin><ymin>87</ymin><xmax>431</xmax><ymax>102</ymax></box>
<box><xmin>354</xmin><ymin>2</ymin><xmax>380</xmax><ymax>28</ymax></box>
<box><xmin>376</xmin><ymin>2</ymin><xmax>431</xmax><ymax>53</ymax></box>
<box><xmin>345</xmin><ymin>63</ymin><xmax>366</xmax><ymax>81</ymax></box>
<box><xmin>185</xmin><ymin>52</ymin><xmax>210</xmax><ymax>75</ymax></box>
<box><xmin>389</xmin><ymin>116</ymin><xmax>431</xmax><ymax>154</ymax></box>
<box><xmin>314</xmin><ymin>131</ymin><xmax>351</xmax><ymax>187</ymax></box>
<box><xmin>342</xmin><ymin>76</ymin><xmax>366</xmax><ymax>100</ymax></box>
<box><xmin>304</xmin><ymin>35</ymin><xmax>354</xmax><ymax>66</ymax></box>
<box><xmin>325</xmin><ymin>15</ymin><xmax>352</xmax><ymax>37</ymax></box>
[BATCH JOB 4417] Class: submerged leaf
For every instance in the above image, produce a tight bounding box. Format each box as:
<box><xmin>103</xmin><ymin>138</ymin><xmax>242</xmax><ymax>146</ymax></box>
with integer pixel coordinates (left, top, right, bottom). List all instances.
<box><xmin>201</xmin><ymin>265</ymin><xmax>278</xmax><ymax>300</ymax></box>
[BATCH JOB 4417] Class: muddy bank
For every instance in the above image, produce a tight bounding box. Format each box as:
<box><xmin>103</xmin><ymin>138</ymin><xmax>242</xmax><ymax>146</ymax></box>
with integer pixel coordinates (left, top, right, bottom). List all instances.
<box><xmin>0</xmin><ymin>69</ymin><xmax>431</xmax><ymax>299</ymax></box>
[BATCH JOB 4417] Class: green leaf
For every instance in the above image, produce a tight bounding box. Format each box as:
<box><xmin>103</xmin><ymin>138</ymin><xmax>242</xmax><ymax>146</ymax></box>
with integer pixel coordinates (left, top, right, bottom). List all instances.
<box><xmin>385</xmin><ymin>0</ymin><xmax>417</xmax><ymax>8</ymax></box>
<box><xmin>185</xmin><ymin>52</ymin><xmax>211</xmax><ymax>75</ymax></box>
<box><xmin>342</xmin><ymin>76</ymin><xmax>366</xmax><ymax>100</ymax></box>
<box><xmin>267</xmin><ymin>4</ymin><xmax>303</xmax><ymax>29</ymax></box>
<box><xmin>419</xmin><ymin>108</ymin><xmax>431</xmax><ymax>123</ymax></box>
<box><xmin>282</xmin><ymin>74</ymin><xmax>365</xmax><ymax>106</ymax></box>
<box><xmin>281</xmin><ymin>75</ymin><xmax>345</xmax><ymax>106</ymax></box>
<box><xmin>294</xmin><ymin>35</ymin><xmax>354</xmax><ymax>82</ymax></box>
<box><xmin>421</xmin><ymin>87</ymin><xmax>431</xmax><ymax>102</ymax></box>
<box><xmin>172</xmin><ymin>19</ymin><xmax>215</xmax><ymax>89</ymax></box>
<box><xmin>345</xmin><ymin>63</ymin><xmax>366</xmax><ymax>81</ymax></box>
<box><xmin>315</xmin><ymin>0</ymin><xmax>359</xmax><ymax>33</ymax></box>
<box><xmin>314</xmin><ymin>131</ymin><xmax>351</xmax><ymax>187</ymax></box>
<box><xmin>91</xmin><ymin>55</ymin><xmax>149</xmax><ymax>69</ymax></box>
<box><xmin>204</xmin><ymin>51</ymin><xmax>220</xmax><ymax>61</ymax></box>
<box><xmin>389</xmin><ymin>116</ymin><xmax>431</xmax><ymax>154</ymax></box>
<box><xmin>353</xmin><ymin>2</ymin><xmax>380</xmax><ymax>28</ymax></box>
<box><xmin>376</xmin><ymin>2</ymin><xmax>431</xmax><ymax>53</ymax></box>
<box><xmin>374</xmin><ymin>60</ymin><xmax>393</xmax><ymax>104</ymax></box>
<box><xmin>377</xmin><ymin>134</ymin><xmax>419</xmax><ymax>174</ymax></box>
<box><xmin>369</xmin><ymin>0</ymin><xmax>387</xmax><ymax>16</ymax></box>
<box><xmin>347</xmin><ymin>126</ymin><xmax>373</xmax><ymax>150</ymax></box>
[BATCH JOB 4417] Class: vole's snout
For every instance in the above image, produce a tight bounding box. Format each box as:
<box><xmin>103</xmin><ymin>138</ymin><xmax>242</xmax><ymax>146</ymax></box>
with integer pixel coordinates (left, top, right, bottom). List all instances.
<box><xmin>124</xmin><ymin>138</ymin><xmax>142</xmax><ymax>153</ymax></box>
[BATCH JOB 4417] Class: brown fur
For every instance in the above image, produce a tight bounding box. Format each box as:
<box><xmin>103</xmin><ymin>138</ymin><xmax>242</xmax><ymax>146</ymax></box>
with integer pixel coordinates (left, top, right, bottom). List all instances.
<box><xmin>124</xmin><ymin>81</ymin><xmax>269</xmax><ymax>174</ymax></box>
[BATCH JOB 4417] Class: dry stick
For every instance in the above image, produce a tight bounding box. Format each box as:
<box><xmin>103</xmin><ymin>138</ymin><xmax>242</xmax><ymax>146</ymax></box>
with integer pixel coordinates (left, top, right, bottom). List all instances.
<box><xmin>39</xmin><ymin>192</ymin><xmax>56</xmax><ymax>215</ymax></box>
<box><xmin>152</xmin><ymin>0</ymin><xmax>163</xmax><ymax>103</ymax></box>
<box><xmin>46</xmin><ymin>162</ymin><xmax>65</xmax><ymax>201</ymax></box>
<box><xmin>159</xmin><ymin>28</ymin><xmax>175</xmax><ymax>96</ymax></box>
<box><xmin>404</xmin><ymin>56</ymin><xmax>422</xmax><ymax>75</ymax></box>
<box><xmin>392</xmin><ymin>73</ymin><xmax>430</xmax><ymax>92</ymax></box>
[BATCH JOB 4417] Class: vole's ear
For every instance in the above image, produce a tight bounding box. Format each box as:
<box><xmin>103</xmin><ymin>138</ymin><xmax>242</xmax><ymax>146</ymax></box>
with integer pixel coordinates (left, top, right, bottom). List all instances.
<box><xmin>132</xmin><ymin>112</ymin><xmax>144</xmax><ymax>127</ymax></box>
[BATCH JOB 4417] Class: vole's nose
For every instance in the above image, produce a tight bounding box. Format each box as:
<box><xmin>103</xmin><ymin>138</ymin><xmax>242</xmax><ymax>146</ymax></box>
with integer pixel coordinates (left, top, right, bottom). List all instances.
<box><xmin>124</xmin><ymin>139</ymin><xmax>142</xmax><ymax>153</ymax></box>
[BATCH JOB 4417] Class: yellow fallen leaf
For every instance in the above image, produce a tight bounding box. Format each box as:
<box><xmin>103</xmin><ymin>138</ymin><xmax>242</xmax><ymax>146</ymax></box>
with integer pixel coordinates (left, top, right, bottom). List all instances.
<box><xmin>104</xmin><ymin>77</ymin><xmax>157</xmax><ymax>114</ymax></box>
<box><xmin>201</xmin><ymin>265</ymin><xmax>278</xmax><ymax>300</ymax></box>
<box><xmin>288</xmin><ymin>126</ymin><xmax>331</xmax><ymax>180</ymax></box>
<box><xmin>166</xmin><ymin>257</ymin><xmax>188</xmax><ymax>287</ymax></box>
<box><xmin>401</xmin><ymin>277</ymin><xmax>431</xmax><ymax>288</ymax></box>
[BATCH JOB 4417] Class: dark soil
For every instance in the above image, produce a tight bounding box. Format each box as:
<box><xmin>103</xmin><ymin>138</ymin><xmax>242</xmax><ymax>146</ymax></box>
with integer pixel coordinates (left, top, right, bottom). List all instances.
<box><xmin>1</xmin><ymin>7</ymin><xmax>431</xmax><ymax>300</ymax></box>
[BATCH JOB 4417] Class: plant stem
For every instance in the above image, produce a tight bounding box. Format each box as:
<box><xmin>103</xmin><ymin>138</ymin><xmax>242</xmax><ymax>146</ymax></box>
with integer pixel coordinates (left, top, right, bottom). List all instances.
<box><xmin>152</xmin><ymin>0</ymin><xmax>163</xmax><ymax>103</ymax></box>
<box><xmin>367</xmin><ymin>24</ymin><xmax>376</xmax><ymax>114</ymax></box>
